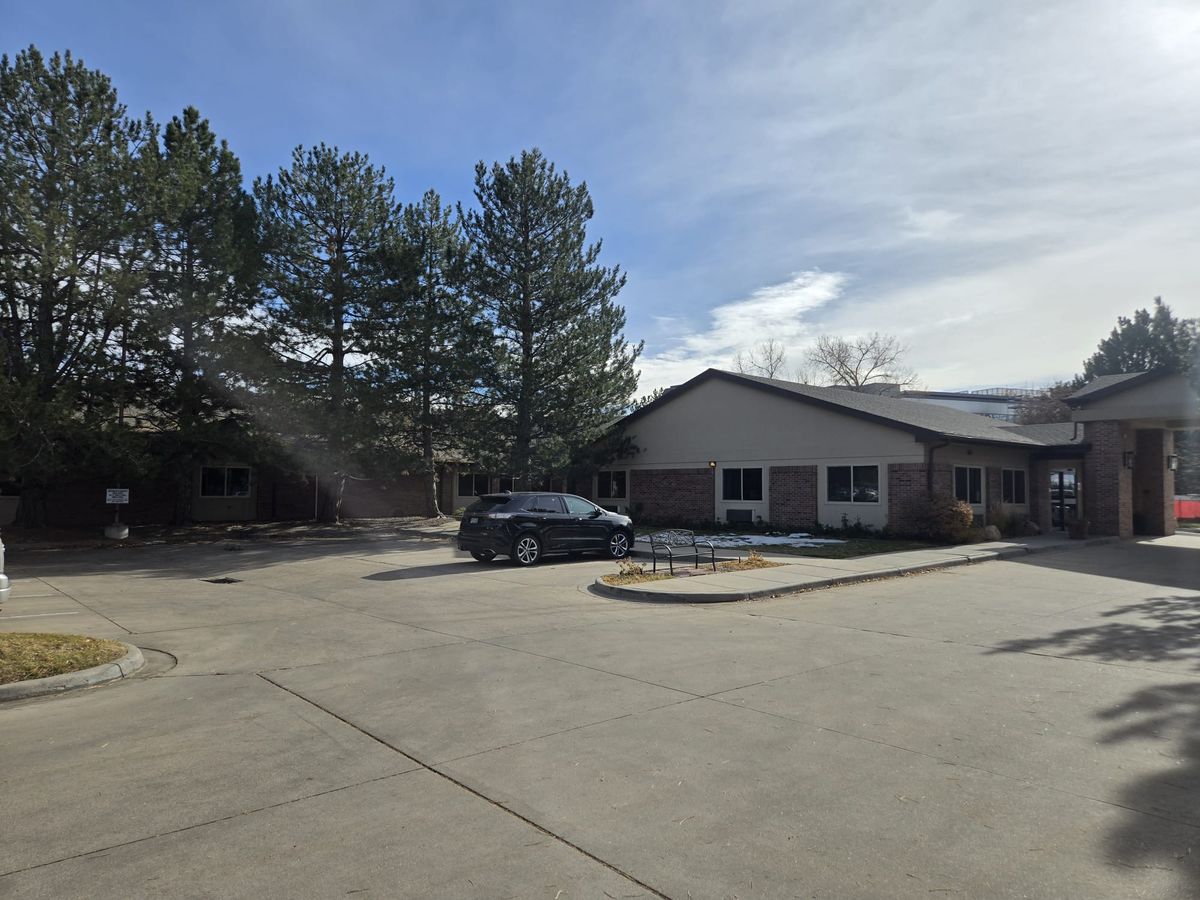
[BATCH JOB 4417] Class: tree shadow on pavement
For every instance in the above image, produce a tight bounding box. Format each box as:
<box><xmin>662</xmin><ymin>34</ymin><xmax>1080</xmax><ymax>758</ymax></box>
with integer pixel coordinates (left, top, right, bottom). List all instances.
<box><xmin>1096</xmin><ymin>682</ymin><xmax>1200</xmax><ymax>893</ymax></box>
<box><xmin>989</xmin><ymin>594</ymin><xmax>1200</xmax><ymax>895</ymax></box>
<box><xmin>989</xmin><ymin>594</ymin><xmax>1200</xmax><ymax>671</ymax></box>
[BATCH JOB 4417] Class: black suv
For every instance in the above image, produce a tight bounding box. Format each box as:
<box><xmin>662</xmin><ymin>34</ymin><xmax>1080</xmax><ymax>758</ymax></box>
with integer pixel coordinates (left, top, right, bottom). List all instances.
<box><xmin>457</xmin><ymin>492</ymin><xmax>634</xmax><ymax>566</ymax></box>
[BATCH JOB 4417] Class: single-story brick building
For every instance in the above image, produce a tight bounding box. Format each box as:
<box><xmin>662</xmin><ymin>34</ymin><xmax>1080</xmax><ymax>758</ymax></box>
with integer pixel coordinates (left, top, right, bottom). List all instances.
<box><xmin>588</xmin><ymin>368</ymin><xmax>1197</xmax><ymax>537</ymax></box>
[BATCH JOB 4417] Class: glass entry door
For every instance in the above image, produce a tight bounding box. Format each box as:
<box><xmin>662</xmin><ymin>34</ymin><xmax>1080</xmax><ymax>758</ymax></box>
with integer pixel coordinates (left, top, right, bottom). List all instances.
<box><xmin>1050</xmin><ymin>468</ymin><xmax>1078</xmax><ymax>529</ymax></box>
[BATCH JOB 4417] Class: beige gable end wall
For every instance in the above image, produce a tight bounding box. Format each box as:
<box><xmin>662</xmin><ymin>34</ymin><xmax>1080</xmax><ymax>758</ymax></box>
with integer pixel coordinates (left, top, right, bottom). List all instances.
<box><xmin>613</xmin><ymin>378</ymin><xmax>926</xmax><ymax>528</ymax></box>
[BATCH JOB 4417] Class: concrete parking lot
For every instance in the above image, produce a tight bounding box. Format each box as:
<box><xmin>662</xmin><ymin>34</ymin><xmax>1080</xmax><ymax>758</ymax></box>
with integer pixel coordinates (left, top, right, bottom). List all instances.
<box><xmin>1</xmin><ymin>532</ymin><xmax>1198</xmax><ymax>898</ymax></box>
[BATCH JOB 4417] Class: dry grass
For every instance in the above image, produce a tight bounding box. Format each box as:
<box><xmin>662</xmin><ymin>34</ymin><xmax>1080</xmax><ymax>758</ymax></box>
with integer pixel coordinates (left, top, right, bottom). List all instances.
<box><xmin>717</xmin><ymin>550</ymin><xmax>784</xmax><ymax>572</ymax></box>
<box><xmin>602</xmin><ymin>550</ymin><xmax>783</xmax><ymax>586</ymax></box>
<box><xmin>0</xmin><ymin>633</ymin><xmax>126</xmax><ymax>685</ymax></box>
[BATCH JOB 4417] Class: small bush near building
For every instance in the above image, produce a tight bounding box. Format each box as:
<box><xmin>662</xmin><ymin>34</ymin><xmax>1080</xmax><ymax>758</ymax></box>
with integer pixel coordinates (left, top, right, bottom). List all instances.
<box><xmin>910</xmin><ymin>492</ymin><xmax>975</xmax><ymax>543</ymax></box>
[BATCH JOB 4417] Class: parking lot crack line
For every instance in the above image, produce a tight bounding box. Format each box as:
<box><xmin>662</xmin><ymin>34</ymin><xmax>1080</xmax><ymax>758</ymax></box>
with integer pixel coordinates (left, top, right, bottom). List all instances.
<box><xmin>433</xmin><ymin>696</ymin><xmax>703</xmax><ymax>767</ymax></box>
<box><xmin>474</xmin><ymin>639</ymin><xmax>705</xmax><ymax>699</ymax></box>
<box><xmin>255</xmin><ymin>673</ymin><xmax>672</xmax><ymax>899</ymax></box>
<box><xmin>0</xmin><ymin>770</ymin><xmax>417</xmax><ymax>879</ymax></box>
<box><xmin>31</xmin><ymin>584</ymin><xmax>134</xmax><ymax>635</ymax></box>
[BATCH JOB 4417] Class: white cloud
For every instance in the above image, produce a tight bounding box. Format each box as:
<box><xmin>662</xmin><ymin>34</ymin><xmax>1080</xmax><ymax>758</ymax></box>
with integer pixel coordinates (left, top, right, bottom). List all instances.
<box><xmin>598</xmin><ymin>1</ymin><xmax>1200</xmax><ymax>393</ymax></box>
<box><xmin>637</xmin><ymin>270</ymin><xmax>846</xmax><ymax>393</ymax></box>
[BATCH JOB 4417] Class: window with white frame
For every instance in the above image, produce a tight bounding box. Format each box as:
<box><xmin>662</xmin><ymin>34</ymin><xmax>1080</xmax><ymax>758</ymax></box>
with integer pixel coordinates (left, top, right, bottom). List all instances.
<box><xmin>200</xmin><ymin>466</ymin><xmax>251</xmax><ymax>498</ymax></box>
<box><xmin>722</xmin><ymin>467</ymin><xmax>763</xmax><ymax>501</ymax></box>
<box><xmin>596</xmin><ymin>470</ymin><xmax>627</xmax><ymax>499</ymax></box>
<box><xmin>1002</xmin><ymin>468</ymin><xmax>1027</xmax><ymax>504</ymax></box>
<box><xmin>826</xmin><ymin>465</ymin><xmax>880</xmax><ymax>503</ymax></box>
<box><xmin>954</xmin><ymin>466</ymin><xmax>983</xmax><ymax>505</ymax></box>
<box><xmin>457</xmin><ymin>473</ymin><xmax>490</xmax><ymax>496</ymax></box>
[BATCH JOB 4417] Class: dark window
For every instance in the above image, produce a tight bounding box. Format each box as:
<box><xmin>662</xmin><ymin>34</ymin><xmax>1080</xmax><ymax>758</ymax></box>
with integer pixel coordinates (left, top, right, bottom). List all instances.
<box><xmin>498</xmin><ymin>476</ymin><xmax>514</xmax><ymax>493</ymax></box>
<box><xmin>563</xmin><ymin>496</ymin><xmax>595</xmax><ymax>515</ymax></box>
<box><xmin>200</xmin><ymin>466</ymin><xmax>251</xmax><ymax>498</ymax></box>
<box><xmin>1002</xmin><ymin>469</ymin><xmax>1027</xmax><ymax>504</ymax></box>
<box><xmin>722</xmin><ymin>468</ymin><xmax>763</xmax><ymax>501</ymax></box>
<box><xmin>458</xmin><ymin>473</ymin><xmax>490</xmax><ymax>496</ymax></box>
<box><xmin>827</xmin><ymin>465</ymin><xmax>879</xmax><ymax>503</ymax></box>
<box><xmin>955</xmin><ymin>466</ymin><xmax>983</xmax><ymax>505</ymax></box>
<box><xmin>827</xmin><ymin>466</ymin><xmax>853</xmax><ymax>502</ymax></box>
<box><xmin>522</xmin><ymin>494</ymin><xmax>566</xmax><ymax>514</ymax></box>
<box><xmin>596</xmin><ymin>470</ymin><xmax>627</xmax><ymax>499</ymax></box>
<box><xmin>851</xmin><ymin>465</ymin><xmax>879</xmax><ymax>502</ymax></box>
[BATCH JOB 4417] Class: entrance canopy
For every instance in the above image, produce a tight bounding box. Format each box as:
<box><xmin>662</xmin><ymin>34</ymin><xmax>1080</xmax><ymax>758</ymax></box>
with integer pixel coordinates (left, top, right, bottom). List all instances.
<box><xmin>1066</xmin><ymin>371</ymin><xmax>1199</xmax><ymax>538</ymax></box>
<box><xmin>1067</xmin><ymin>371</ymin><xmax>1200</xmax><ymax>430</ymax></box>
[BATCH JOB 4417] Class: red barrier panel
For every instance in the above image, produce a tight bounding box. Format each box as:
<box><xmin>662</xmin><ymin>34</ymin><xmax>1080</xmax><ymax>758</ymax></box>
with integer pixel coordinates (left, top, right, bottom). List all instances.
<box><xmin>1176</xmin><ymin>499</ymin><xmax>1200</xmax><ymax>520</ymax></box>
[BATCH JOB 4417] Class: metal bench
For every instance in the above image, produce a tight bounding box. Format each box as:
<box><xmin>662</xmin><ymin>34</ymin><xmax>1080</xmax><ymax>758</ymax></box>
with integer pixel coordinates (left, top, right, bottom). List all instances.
<box><xmin>648</xmin><ymin>529</ymin><xmax>716</xmax><ymax>574</ymax></box>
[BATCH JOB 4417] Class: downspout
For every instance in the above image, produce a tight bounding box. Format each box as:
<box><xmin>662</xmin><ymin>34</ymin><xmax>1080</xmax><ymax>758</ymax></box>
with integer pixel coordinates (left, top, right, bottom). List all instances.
<box><xmin>927</xmin><ymin>440</ymin><xmax>951</xmax><ymax>496</ymax></box>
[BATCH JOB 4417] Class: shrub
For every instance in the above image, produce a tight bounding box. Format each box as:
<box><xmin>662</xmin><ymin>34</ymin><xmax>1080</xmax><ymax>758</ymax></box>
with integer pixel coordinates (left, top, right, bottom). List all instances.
<box><xmin>912</xmin><ymin>492</ymin><xmax>974</xmax><ymax>543</ymax></box>
<box><xmin>616</xmin><ymin>557</ymin><xmax>649</xmax><ymax>578</ymax></box>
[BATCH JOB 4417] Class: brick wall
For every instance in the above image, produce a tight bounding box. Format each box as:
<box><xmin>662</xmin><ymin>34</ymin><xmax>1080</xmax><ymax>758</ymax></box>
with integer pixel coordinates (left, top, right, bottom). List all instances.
<box><xmin>1028</xmin><ymin>459</ymin><xmax>1051</xmax><ymax>534</ymax></box>
<box><xmin>1133</xmin><ymin>429</ymin><xmax>1176</xmax><ymax>536</ymax></box>
<box><xmin>1083</xmin><ymin>420</ymin><xmax>1133</xmax><ymax>538</ymax></box>
<box><xmin>630</xmin><ymin>468</ymin><xmax>714</xmax><ymax>524</ymax></box>
<box><xmin>768</xmin><ymin>466</ymin><xmax>817</xmax><ymax>529</ymax></box>
<box><xmin>886</xmin><ymin>462</ymin><xmax>953</xmax><ymax>535</ymax></box>
<box><xmin>986</xmin><ymin>467</ymin><xmax>1002</xmax><ymax>521</ymax></box>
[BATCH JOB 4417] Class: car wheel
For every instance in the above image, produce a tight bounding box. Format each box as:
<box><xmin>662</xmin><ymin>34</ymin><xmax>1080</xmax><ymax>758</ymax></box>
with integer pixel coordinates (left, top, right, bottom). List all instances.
<box><xmin>512</xmin><ymin>534</ymin><xmax>542</xmax><ymax>567</ymax></box>
<box><xmin>607</xmin><ymin>529</ymin><xmax>631</xmax><ymax>559</ymax></box>
<box><xmin>470</xmin><ymin>550</ymin><xmax>496</xmax><ymax>562</ymax></box>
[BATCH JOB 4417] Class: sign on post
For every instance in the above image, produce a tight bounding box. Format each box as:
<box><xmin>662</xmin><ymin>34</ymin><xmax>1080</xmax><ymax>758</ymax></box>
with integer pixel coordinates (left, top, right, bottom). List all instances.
<box><xmin>105</xmin><ymin>488</ymin><xmax>130</xmax><ymax>505</ymax></box>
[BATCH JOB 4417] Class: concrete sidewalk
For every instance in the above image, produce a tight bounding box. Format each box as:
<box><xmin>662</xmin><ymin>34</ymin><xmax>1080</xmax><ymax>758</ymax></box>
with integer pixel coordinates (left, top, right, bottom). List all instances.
<box><xmin>595</xmin><ymin>533</ymin><xmax>1119</xmax><ymax>602</ymax></box>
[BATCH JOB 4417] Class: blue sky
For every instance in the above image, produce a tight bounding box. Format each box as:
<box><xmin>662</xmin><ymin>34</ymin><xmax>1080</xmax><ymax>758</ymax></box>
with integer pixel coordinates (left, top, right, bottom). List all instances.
<box><xmin>7</xmin><ymin>0</ymin><xmax>1200</xmax><ymax>393</ymax></box>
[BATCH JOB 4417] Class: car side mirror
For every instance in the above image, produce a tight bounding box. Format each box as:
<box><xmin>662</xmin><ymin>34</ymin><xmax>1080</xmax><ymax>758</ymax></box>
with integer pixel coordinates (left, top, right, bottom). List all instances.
<box><xmin>589</xmin><ymin>508</ymin><xmax>603</xmax><ymax>517</ymax></box>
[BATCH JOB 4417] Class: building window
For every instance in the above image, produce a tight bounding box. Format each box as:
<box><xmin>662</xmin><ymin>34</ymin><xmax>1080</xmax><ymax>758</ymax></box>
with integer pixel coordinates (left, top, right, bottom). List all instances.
<box><xmin>1002</xmin><ymin>469</ymin><xmax>1027</xmax><ymax>504</ymax></box>
<box><xmin>498</xmin><ymin>476</ymin><xmax>514</xmax><ymax>493</ymax></box>
<box><xmin>200</xmin><ymin>466</ymin><xmax>251</xmax><ymax>498</ymax></box>
<box><xmin>722</xmin><ymin>467</ymin><xmax>763</xmax><ymax>501</ymax></box>
<box><xmin>596</xmin><ymin>470</ymin><xmax>627</xmax><ymax>499</ymax></box>
<box><xmin>954</xmin><ymin>466</ymin><xmax>983</xmax><ymax>505</ymax></box>
<box><xmin>457</xmin><ymin>473</ymin><xmax>490</xmax><ymax>496</ymax></box>
<box><xmin>826</xmin><ymin>465</ymin><xmax>880</xmax><ymax>503</ymax></box>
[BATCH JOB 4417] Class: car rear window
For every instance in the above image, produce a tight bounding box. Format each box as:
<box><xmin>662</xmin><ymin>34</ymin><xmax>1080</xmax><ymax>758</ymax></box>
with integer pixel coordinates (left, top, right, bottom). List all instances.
<box><xmin>466</xmin><ymin>496</ymin><xmax>511</xmax><ymax>513</ymax></box>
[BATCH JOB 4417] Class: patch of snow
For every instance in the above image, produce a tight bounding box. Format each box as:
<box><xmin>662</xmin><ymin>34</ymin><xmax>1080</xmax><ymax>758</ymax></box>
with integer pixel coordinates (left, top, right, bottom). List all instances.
<box><xmin>636</xmin><ymin>532</ymin><xmax>845</xmax><ymax>549</ymax></box>
<box><xmin>705</xmin><ymin>533</ymin><xmax>846</xmax><ymax>549</ymax></box>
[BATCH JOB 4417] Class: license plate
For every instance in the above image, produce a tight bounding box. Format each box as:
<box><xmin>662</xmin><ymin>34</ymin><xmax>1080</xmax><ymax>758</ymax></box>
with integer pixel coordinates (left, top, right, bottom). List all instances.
<box><xmin>469</xmin><ymin>517</ymin><xmax>479</xmax><ymax>524</ymax></box>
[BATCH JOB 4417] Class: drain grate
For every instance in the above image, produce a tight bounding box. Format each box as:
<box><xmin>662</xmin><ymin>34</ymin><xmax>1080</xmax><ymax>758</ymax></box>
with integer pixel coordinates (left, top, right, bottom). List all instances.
<box><xmin>203</xmin><ymin>577</ymin><xmax>242</xmax><ymax>584</ymax></box>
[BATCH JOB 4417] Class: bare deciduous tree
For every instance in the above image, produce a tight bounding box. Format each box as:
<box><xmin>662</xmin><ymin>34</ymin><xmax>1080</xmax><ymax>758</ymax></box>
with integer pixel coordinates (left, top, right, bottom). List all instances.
<box><xmin>733</xmin><ymin>338</ymin><xmax>790</xmax><ymax>380</ymax></box>
<box><xmin>805</xmin><ymin>332</ymin><xmax>917</xmax><ymax>388</ymax></box>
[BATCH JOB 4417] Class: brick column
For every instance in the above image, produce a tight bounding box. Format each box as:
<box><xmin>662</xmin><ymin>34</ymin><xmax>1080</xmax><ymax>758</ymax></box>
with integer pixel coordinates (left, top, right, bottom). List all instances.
<box><xmin>630</xmin><ymin>468</ymin><xmax>714</xmax><ymax>524</ymax></box>
<box><xmin>1083</xmin><ymin>420</ymin><xmax>1133</xmax><ymax>538</ymax></box>
<box><xmin>1028</xmin><ymin>459</ymin><xmax>1052</xmax><ymax>534</ymax></box>
<box><xmin>1132</xmin><ymin>429</ymin><xmax>1176</xmax><ymax>536</ymax></box>
<box><xmin>985</xmin><ymin>466</ymin><xmax>1002</xmax><ymax>523</ymax></box>
<box><xmin>768</xmin><ymin>466</ymin><xmax>817</xmax><ymax>529</ymax></box>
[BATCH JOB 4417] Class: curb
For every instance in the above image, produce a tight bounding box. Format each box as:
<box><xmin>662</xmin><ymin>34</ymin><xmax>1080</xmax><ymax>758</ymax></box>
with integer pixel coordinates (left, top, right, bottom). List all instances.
<box><xmin>0</xmin><ymin>642</ymin><xmax>145</xmax><ymax>702</ymax></box>
<box><xmin>592</xmin><ymin>536</ymin><xmax>1121</xmax><ymax>604</ymax></box>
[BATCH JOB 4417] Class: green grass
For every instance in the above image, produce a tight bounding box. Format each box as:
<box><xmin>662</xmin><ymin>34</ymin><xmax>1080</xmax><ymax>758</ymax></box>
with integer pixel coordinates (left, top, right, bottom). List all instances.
<box><xmin>0</xmin><ymin>633</ymin><xmax>126</xmax><ymax>685</ymax></box>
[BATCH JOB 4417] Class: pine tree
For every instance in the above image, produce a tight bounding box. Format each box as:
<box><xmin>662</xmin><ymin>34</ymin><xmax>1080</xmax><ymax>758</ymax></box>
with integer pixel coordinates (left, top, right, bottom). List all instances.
<box><xmin>0</xmin><ymin>47</ymin><xmax>153</xmax><ymax>523</ymax></box>
<box><xmin>253</xmin><ymin>144</ymin><xmax>399</xmax><ymax>514</ymax></box>
<box><xmin>366</xmin><ymin>190</ymin><xmax>489</xmax><ymax>515</ymax></box>
<box><xmin>139</xmin><ymin>106</ymin><xmax>260</xmax><ymax>522</ymax></box>
<box><xmin>1082</xmin><ymin>297</ymin><xmax>1196</xmax><ymax>378</ymax></box>
<box><xmin>461</xmin><ymin>149</ymin><xmax>641</xmax><ymax>486</ymax></box>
